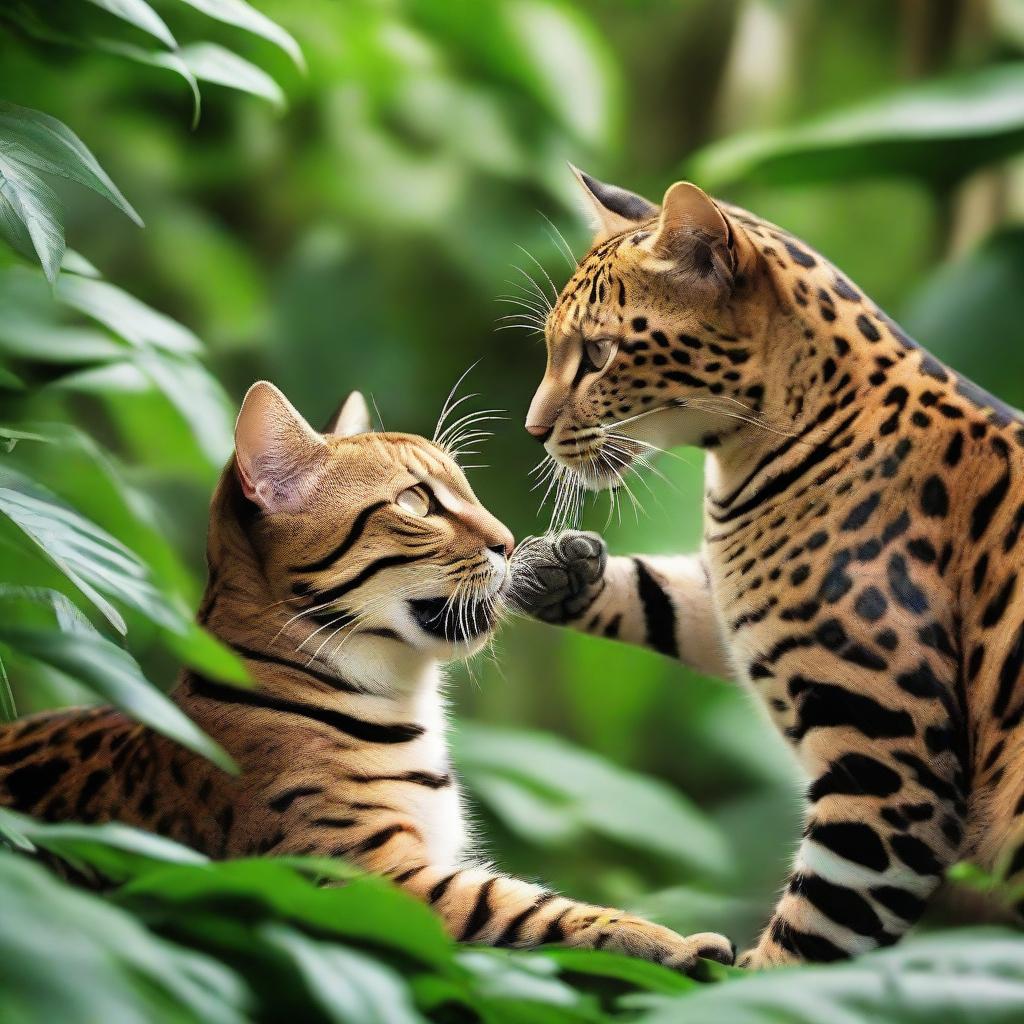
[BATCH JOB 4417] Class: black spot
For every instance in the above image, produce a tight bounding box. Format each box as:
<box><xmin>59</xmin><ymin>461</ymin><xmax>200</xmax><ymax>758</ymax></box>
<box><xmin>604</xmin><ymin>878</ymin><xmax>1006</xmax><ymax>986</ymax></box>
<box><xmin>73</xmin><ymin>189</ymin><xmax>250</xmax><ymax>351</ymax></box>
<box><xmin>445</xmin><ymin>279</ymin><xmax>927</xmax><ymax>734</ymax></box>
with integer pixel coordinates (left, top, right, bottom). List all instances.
<box><xmin>973</xmin><ymin>553</ymin><xmax>990</xmax><ymax>594</ymax></box>
<box><xmin>896</xmin><ymin>661</ymin><xmax>945</xmax><ymax>699</ymax></box>
<box><xmin>982</xmin><ymin>574</ymin><xmax>1017</xmax><ymax>628</ymax></box>
<box><xmin>856</xmin><ymin>314</ymin><xmax>880</xmax><ymax>342</ymax></box>
<box><xmin>888</xmin><ymin>554</ymin><xmax>928</xmax><ymax>614</ymax></box>
<box><xmin>841</xmin><ymin>492</ymin><xmax>880</xmax><ymax>531</ymax></box>
<box><xmin>809</xmin><ymin>821</ymin><xmax>889</xmax><ymax>871</ymax></box>
<box><xmin>876</xmin><ymin>629</ymin><xmax>899</xmax><ymax>651</ymax></box>
<box><xmin>5</xmin><ymin>758</ymin><xmax>70</xmax><ymax>810</ymax></box>
<box><xmin>890</xmin><ymin>834</ymin><xmax>943</xmax><ymax>876</ymax></box>
<box><xmin>853</xmin><ymin>587</ymin><xmax>887</xmax><ymax>622</ymax></box>
<box><xmin>906</xmin><ymin>538</ymin><xmax>936</xmax><ymax>564</ymax></box>
<box><xmin>920</xmin><ymin>477</ymin><xmax>949</xmax><ymax>518</ymax></box>
<box><xmin>784</xmin><ymin>241</ymin><xmax>817</xmax><ymax>268</ymax></box>
<box><xmin>971</xmin><ymin>471</ymin><xmax>1011</xmax><ymax>541</ymax></box>
<box><xmin>809</xmin><ymin>753</ymin><xmax>902</xmax><ymax>801</ymax></box>
<box><xmin>631</xmin><ymin>316</ymin><xmax>647</xmax><ymax>332</ymax></box>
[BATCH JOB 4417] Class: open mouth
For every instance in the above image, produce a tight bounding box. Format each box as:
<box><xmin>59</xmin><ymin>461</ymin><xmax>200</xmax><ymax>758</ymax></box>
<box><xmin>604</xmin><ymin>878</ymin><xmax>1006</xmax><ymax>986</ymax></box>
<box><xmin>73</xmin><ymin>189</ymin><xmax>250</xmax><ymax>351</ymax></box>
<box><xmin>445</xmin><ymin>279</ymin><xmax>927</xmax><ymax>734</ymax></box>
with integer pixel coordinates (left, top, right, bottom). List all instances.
<box><xmin>408</xmin><ymin>595</ymin><xmax>498</xmax><ymax>643</ymax></box>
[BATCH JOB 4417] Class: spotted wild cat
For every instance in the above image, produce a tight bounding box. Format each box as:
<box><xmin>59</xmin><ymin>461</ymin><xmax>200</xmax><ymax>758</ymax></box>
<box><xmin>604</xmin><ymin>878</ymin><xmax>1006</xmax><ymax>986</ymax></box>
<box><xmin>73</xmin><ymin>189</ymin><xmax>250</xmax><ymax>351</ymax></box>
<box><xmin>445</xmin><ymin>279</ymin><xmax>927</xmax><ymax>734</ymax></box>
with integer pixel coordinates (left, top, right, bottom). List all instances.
<box><xmin>0</xmin><ymin>380</ymin><xmax>732</xmax><ymax>971</ymax></box>
<box><xmin>512</xmin><ymin>168</ymin><xmax>1024</xmax><ymax>967</ymax></box>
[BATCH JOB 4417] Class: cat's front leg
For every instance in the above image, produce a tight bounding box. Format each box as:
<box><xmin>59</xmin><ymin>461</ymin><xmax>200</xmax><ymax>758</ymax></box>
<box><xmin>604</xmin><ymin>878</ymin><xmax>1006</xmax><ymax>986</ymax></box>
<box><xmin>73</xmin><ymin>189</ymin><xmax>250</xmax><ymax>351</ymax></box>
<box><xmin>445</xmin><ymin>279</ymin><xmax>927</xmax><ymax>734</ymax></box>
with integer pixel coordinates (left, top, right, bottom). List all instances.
<box><xmin>511</xmin><ymin>531</ymin><xmax>734</xmax><ymax>680</ymax></box>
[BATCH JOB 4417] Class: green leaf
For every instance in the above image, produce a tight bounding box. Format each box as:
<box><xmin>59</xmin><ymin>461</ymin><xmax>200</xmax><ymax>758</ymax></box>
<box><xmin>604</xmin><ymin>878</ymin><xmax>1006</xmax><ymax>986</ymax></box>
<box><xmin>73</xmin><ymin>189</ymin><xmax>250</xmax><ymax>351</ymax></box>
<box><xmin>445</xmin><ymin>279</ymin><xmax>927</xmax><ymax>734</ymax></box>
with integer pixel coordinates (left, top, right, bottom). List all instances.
<box><xmin>0</xmin><ymin>464</ymin><xmax>183</xmax><ymax>635</ymax></box>
<box><xmin>539</xmin><ymin>948</ymin><xmax>696</xmax><ymax>996</ymax></box>
<box><xmin>0</xmin><ymin>651</ymin><xmax>15</xmax><ymax>722</ymax></box>
<box><xmin>0</xmin><ymin>850</ymin><xmax>249</xmax><ymax>1024</ymax></box>
<box><xmin>0</xmin><ymin>810</ymin><xmax>207</xmax><ymax>882</ymax></box>
<box><xmin>101</xmin><ymin>40</ymin><xmax>204</xmax><ymax>129</ymax></box>
<box><xmin>455</xmin><ymin>723</ymin><xmax>731</xmax><ymax>876</ymax></box>
<box><xmin>175</xmin><ymin>0</ymin><xmax>305</xmax><ymax>71</ymax></box>
<box><xmin>0</xmin><ymin>625</ymin><xmax>236</xmax><ymax>773</ymax></box>
<box><xmin>179</xmin><ymin>42</ymin><xmax>286</xmax><ymax>110</ymax></box>
<box><xmin>262</xmin><ymin>925</ymin><xmax>427</xmax><ymax>1024</ymax></box>
<box><xmin>86</xmin><ymin>0</ymin><xmax>177</xmax><ymax>49</ymax></box>
<box><xmin>56</xmin><ymin>274</ymin><xmax>202</xmax><ymax>354</ymax></box>
<box><xmin>689</xmin><ymin>63</ymin><xmax>1024</xmax><ymax>188</ymax></box>
<box><xmin>0</xmin><ymin>102</ymin><xmax>143</xmax><ymax>226</ymax></box>
<box><xmin>637</xmin><ymin>929</ymin><xmax>1024</xmax><ymax>1024</ymax></box>
<box><xmin>121</xmin><ymin>861</ymin><xmax>454</xmax><ymax>968</ymax></box>
<box><xmin>0</xmin><ymin>151</ymin><xmax>65</xmax><ymax>281</ymax></box>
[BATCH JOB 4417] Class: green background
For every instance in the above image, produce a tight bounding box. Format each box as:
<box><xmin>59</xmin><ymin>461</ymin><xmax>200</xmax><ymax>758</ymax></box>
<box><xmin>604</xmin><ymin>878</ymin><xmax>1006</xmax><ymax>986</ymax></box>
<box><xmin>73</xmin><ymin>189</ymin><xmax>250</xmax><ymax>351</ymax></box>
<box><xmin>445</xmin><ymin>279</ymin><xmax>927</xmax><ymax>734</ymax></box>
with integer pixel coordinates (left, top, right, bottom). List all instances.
<box><xmin>1</xmin><ymin>1</ymin><xmax>1024</xmax><ymax>1020</ymax></box>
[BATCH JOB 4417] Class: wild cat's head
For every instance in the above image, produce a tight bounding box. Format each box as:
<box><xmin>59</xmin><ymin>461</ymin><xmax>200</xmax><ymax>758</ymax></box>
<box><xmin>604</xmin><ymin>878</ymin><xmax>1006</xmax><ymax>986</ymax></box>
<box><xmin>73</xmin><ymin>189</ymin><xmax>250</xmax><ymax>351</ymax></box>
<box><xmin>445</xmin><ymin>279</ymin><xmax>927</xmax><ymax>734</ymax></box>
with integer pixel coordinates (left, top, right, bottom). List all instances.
<box><xmin>227</xmin><ymin>382</ymin><xmax>513</xmax><ymax>661</ymax></box>
<box><xmin>525</xmin><ymin>168</ymin><xmax>780</xmax><ymax>491</ymax></box>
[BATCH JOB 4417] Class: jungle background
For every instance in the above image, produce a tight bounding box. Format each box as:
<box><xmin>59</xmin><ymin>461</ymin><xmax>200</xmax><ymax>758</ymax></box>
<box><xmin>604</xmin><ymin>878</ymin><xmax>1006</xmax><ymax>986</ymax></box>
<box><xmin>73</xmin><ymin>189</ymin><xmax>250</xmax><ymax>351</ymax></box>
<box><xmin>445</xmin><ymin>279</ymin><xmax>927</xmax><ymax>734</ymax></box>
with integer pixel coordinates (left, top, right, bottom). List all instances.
<box><xmin>1</xmin><ymin>0</ymin><xmax>1024</xmax><ymax>1021</ymax></box>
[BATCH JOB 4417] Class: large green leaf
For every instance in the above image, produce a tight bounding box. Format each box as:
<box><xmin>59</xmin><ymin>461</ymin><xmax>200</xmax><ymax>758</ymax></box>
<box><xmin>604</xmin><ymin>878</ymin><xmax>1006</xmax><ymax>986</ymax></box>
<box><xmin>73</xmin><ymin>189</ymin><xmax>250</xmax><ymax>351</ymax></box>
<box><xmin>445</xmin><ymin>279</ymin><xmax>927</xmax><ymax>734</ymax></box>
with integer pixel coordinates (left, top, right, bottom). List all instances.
<box><xmin>0</xmin><ymin>625</ymin><xmax>235</xmax><ymax>772</ymax></box>
<box><xmin>0</xmin><ymin>102</ymin><xmax>142</xmax><ymax>224</ymax></box>
<box><xmin>637</xmin><ymin>929</ymin><xmax>1024</xmax><ymax>1024</ymax></box>
<box><xmin>0</xmin><ymin>150</ymin><xmax>65</xmax><ymax>281</ymax></box>
<box><xmin>455</xmin><ymin>723</ymin><xmax>731</xmax><ymax>876</ymax></box>
<box><xmin>0</xmin><ymin>851</ymin><xmax>249</xmax><ymax>1024</ymax></box>
<box><xmin>0</xmin><ymin>808</ymin><xmax>207</xmax><ymax>881</ymax></box>
<box><xmin>689</xmin><ymin>63</ymin><xmax>1024</xmax><ymax>188</ymax></box>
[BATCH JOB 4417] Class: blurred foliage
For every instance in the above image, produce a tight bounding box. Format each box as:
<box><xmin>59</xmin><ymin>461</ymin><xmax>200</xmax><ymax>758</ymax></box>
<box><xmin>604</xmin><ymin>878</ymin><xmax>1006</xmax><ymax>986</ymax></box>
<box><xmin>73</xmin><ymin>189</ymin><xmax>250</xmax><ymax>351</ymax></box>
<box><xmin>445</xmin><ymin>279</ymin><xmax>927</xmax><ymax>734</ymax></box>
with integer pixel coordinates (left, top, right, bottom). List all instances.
<box><xmin>1</xmin><ymin>0</ymin><xmax>1024</xmax><ymax>1020</ymax></box>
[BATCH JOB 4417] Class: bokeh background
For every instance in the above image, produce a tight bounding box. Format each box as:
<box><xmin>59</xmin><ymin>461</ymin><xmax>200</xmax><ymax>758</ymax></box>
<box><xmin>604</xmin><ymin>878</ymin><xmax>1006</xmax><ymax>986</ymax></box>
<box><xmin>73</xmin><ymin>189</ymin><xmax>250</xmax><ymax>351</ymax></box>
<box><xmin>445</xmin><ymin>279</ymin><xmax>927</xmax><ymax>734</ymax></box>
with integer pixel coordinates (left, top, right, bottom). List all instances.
<box><xmin>2</xmin><ymin>1</ymin><xmax>1024</xmax><ymax>1020</ymax></box>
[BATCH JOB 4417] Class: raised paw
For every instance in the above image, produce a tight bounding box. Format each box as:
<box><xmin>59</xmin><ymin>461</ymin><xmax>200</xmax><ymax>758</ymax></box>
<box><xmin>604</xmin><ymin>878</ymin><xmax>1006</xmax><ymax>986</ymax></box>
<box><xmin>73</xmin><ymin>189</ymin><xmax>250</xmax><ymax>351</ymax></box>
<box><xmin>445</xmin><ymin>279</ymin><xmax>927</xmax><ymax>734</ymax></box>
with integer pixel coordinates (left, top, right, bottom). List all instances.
<box><xmin>574</xmin><ymin>912</ymin><xmax>735</xmax><ymax>975</ymax></box>
<box><xmin>509</xmin><ymin>530</ymin><xmax>608</xmax><ymax>624</ymax></box>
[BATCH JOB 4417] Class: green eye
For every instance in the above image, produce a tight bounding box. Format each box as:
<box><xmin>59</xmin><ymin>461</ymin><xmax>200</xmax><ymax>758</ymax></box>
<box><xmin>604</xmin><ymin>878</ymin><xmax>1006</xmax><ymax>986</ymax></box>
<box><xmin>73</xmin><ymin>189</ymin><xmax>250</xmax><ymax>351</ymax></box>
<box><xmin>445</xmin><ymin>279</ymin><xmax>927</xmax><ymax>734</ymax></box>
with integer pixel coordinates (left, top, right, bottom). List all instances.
<box><xmin>584</xmin><ymin>337</ymin><xmax>615</xmax><ymax>371</ymax></box>
<box><xmin>397</xmin><ymin>486</ymin><xmax>430</xmax><ymax>517</ymax></box>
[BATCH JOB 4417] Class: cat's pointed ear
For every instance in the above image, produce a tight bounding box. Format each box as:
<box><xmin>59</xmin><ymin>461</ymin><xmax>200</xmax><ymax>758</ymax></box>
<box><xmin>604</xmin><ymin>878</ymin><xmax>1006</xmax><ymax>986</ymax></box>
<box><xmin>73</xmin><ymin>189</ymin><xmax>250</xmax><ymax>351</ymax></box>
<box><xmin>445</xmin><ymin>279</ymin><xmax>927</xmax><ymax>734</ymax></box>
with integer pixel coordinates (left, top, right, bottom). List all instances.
<box><xmin>570</xmin><ymin>164</ymin><xmax>658</xmax><ymax>244</ymax></box>
<box><xmin>322</xmin><ymin>391</ymin><xmax>371</xmax><ymax>437</ymax></box>
<box><xmin>234</xmin><ymin>381</ymin><xmax>328</xmax><ymax>512</ymax></box>
<box><xmin>642</xmin><ymin>181</ymin><xmax>734</xmax><ymax>293</ymax></box>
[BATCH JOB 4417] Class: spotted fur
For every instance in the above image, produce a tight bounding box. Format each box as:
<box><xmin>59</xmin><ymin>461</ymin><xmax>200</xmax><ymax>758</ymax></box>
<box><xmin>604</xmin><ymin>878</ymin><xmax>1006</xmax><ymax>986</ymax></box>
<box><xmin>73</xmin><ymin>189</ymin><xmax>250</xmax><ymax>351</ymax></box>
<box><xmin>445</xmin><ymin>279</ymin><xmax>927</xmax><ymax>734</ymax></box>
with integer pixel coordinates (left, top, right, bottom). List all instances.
<box><xmin>517</xmin><ymin>171</ymin><xmax>1024</xmax><ymax>967</ymax></box>
<box><xmin>0</xmin><ymin>381</ymin><xmax>732</xmax><ymax>972</ymax></box>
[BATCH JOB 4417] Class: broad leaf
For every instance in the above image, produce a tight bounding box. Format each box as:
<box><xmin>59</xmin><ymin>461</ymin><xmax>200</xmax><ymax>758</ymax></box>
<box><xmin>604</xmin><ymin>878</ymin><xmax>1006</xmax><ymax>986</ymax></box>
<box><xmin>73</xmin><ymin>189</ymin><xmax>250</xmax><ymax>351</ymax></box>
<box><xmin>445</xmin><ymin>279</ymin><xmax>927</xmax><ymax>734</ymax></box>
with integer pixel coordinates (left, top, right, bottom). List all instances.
<box><xmin>0</xmin><ymin>851</ymin><xmax>249</xmax><ymax>1024</ymax></box>
<box><xmin>0</xmin><ymin>102</ymin><xmax>142</xmax><ymax>225</ymax></box>
<box><xmin>177</xmin><ymin>0</ymin><xmax>305</xmax><ymax>70</ymax></box>
<box><xmin>637</xmin><ymin>929</ymin><xmax>1024</xmax><ymax>1024</ymax></box>
<box><xmin>0</xmin><ymin>625</ymin><xmax>236</xmax><ymax>772</ymax></box>
<box><xmin>0</xmin><ymin>809</ymin><xmax>207</xmax><ymax>882</ymax></box>
<box><xmin>689</xmin><ymin>63</ymin><xmax>1024</xmax><ymax>188</ymax></box>
<box><xmin>0</xmin><ymin>151</ymin><xmax>64</xmax><ymax>281</ymax></box>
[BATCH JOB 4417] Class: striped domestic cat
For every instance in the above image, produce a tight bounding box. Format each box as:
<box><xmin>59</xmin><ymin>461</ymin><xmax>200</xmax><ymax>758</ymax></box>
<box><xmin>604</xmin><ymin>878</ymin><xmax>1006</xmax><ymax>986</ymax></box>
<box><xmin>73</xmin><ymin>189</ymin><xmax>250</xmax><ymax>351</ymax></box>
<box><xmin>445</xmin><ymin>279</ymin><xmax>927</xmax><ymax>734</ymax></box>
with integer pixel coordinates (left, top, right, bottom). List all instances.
<box><xmin>0</xmin><ymin>380</ymin><xmax>733</xmax><ymax>970</ymax></box>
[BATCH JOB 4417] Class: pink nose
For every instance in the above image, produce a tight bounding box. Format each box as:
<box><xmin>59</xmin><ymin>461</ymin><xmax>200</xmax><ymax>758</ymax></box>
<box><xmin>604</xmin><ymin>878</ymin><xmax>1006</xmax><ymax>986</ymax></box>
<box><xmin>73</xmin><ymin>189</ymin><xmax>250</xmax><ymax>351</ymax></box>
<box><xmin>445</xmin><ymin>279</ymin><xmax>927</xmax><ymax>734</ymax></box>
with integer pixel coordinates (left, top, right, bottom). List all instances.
<box><xmin>525</xmin><ymin>421</ymin><xmax>553</xmax><ymax>442</ymax></box>
<box><xmin>489</xmin><ymin>525</ymin><xmax>515</xmax><ymax>560</ymax></box>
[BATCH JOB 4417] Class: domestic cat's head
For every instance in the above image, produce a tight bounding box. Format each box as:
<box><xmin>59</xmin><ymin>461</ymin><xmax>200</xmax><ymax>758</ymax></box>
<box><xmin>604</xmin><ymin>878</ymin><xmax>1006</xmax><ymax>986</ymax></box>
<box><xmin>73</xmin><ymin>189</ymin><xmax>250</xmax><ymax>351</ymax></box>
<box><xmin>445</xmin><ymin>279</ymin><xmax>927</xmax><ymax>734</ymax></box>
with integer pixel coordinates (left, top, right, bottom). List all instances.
<box><xmin>225</xmin><ymin>381</ymin><xmax>514</xmax><ymax>661</ymax></box>
<box><xmin>525</xmin><ymin>169</ymin><xmax>787</xmax><ymax>489</ymax></box>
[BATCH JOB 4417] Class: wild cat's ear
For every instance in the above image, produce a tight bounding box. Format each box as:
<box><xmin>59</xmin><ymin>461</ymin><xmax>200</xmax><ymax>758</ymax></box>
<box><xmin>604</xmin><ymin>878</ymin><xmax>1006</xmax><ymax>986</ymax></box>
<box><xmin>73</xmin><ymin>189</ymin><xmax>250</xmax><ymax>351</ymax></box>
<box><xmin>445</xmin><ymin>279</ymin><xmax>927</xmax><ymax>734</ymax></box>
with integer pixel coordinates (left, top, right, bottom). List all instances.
<box><xmin>570</xmin><ymin>164</ymin><xmax>658</xmax><ymax>244</ymax></box>
<box><xmin>642</xmin><ymin>181</ymin><xmax>734</xmax><ymax>293</ymax></box>
<box><xmin>234</xmin><ymin>381</ymin><xmax>328</xmax><ymax>512</ymax></box>
<box><xmin>321</xmin><ymin>391</ymin><xmax>371</xmax><ymax>437</ymax></box>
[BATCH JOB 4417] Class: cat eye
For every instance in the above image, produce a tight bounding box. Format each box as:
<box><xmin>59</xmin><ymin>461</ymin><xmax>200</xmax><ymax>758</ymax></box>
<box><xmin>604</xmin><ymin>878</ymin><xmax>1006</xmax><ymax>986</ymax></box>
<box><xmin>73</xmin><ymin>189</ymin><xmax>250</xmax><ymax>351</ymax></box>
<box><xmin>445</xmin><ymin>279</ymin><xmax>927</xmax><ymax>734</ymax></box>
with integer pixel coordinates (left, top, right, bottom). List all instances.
<box><xmin>396</xmin><ymin>485</ymin><xmax>434</xmax><ymax>517</ymax></box>
<box><xmin>584</xmin><ymin>336</ymin><xmax>615</xmax><ymax>372</ymax></box>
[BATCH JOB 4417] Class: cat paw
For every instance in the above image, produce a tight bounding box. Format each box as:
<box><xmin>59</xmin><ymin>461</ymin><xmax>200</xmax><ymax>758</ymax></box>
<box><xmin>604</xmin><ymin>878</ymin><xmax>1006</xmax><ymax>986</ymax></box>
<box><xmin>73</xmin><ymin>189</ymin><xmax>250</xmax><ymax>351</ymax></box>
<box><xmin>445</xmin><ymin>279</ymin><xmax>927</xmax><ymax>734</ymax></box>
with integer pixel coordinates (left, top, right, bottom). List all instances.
<box><xmin>509</xmin><ymin>531</ymin><xmax>607</xmax><ymax>623</ymax></box>
<box><xmin>575</xmin><ymin>913</ymin><xmax>735</xmax><ymax>975</ymax></box>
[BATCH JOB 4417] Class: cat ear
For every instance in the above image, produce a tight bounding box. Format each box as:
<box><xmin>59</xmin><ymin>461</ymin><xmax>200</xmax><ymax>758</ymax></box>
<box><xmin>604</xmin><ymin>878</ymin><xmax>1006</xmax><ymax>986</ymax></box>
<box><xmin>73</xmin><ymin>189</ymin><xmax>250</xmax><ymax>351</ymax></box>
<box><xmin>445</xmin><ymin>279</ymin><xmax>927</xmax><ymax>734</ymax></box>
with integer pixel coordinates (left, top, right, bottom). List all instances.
<box><xmin>321</xmin><ymin>391</ymin><xmax>371</xmax><ymax>437</ymax></box>
<box><xmin>642</xmin><ymin>181</ymin><xmax>734</xmax><ymax>293</ymax></box>
<box><xmin>570</xmin><ymin>165</ymin><xmax>658</xmax><ymax>244</ymax></box>
<box><xmin>234</xmin><ymin>381</ymin><xmax>328</xmax><ymax>513</ymax></box>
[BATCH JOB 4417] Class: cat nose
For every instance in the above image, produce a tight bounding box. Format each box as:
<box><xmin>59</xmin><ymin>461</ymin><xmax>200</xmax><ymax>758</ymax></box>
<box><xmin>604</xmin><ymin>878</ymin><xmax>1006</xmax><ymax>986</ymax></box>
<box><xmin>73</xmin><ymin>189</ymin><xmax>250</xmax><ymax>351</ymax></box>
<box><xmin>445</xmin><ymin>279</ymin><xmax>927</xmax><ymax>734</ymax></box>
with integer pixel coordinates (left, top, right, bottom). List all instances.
<box><xmin>526</xmin><ymin>422</ymin><xmax>554</xmax><ymax>442</ymax></box>
<box><xmin>489</xmin><ymin>527</ymin><xmax>514</xmax><ymax>560</ymax></box>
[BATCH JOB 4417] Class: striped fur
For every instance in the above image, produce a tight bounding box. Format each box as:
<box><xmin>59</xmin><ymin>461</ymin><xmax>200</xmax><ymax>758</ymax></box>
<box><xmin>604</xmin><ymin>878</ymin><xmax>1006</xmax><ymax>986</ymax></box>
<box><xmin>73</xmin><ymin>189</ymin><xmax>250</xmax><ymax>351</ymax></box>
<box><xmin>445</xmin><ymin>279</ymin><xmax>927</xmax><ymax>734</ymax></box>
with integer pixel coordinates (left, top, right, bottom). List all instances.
<box><xmin>517</xmin><ymin>172</ymin><xmax>1024</xmax><ymax>967</ymax></box>
<box><xmin>0</xmin><ymin>381</ymin><xmax>732</xmax><ymax>972</ymax></box>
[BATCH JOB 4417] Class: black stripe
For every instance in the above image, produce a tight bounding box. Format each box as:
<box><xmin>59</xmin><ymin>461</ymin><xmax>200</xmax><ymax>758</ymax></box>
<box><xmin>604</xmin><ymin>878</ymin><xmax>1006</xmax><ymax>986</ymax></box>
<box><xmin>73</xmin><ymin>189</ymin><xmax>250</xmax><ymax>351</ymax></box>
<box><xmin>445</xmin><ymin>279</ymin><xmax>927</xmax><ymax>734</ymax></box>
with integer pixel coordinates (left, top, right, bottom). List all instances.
<box><xmin>291</xmin><ymin>501</ymin><xmax>388</xmax><ymax>573</ymax></box>
<box><xmin>0</xmin><ymin>741</ymin><xmax>43</xmax><ymax>766</ymax></box>
<box><xmin>994</xmin><ymin>621</ymin><xmax>1024</xmax><ymax>718</ymax></box>
<box><xmin>302</xmin><ymin>553</ymin><xmax>422</xmax><ymax>605</ymax></box>
<box><xmin>351</xmin><ymin>823</ymin><xmax>408</xmax><ymax>855</ymax></box>
<box><xmin>808</xmin><ymin>821</ymin><xmax>889</xmax><ymax>872</ymax></box>
<box><xmin>351</xmin><ymin>770</ymin><xmax>451</xmax><ymax>789</ymax></box>
<box><xmin>461</xmin><ymin>878</ymin><xmax>496</xmax><ymax>940</ymax></box>
<box><xmin>870</xmin><ymin>885</ymin><xmax>925</xmax><ymax>922</ymax></box>
<box><xmin>971</xmin><ymin>471</ymin><xmax>1010</xmax><ymax>541</ymax></box>
<box><xmin>310</xmin><ymin>817</ymin><xmax>357</xmax><ymax>829</ymax></box>
<box><xmin>633</xmin><ymin>559</ymin><xmax>679</xmax><ymax>657</ymax></box>
<box><xmin>229</xmin><ymin>643</ymin><xmax>362</xmax><ymax>694</ymax></box>
<box><xmin>269</xmin><ymin>785</ymin><xmax>322</xmax><ymax>813</ymax></box>
<box><xmin>428</xmin><ymin>872</ymin><xmax>457</xmax><ymax>904</ymax></box>
<box><xmin>792</xmin><ymin>874</ymin><xmax>883</xmax><ymax>937</ymax></box>
<box><xmin>191</xmin><ymin>676</ymin><xmax>424</xmax><ymax>744</ymax></box>
<box><xmin>391</xmin><ymin>865</ymin><xmax>426</xmax><ymax>885</ymax></box>
<box><xmin>711</xmin><ymin>411</ymin><xmax>859</xmax><ymax>524</ymax></box>
<box><xmin>75</xmin><ymin>769</ymin><xmax>109</xmax><ymax>815</ymax></box>
<box><xmin>540</xmin><ymin>907</ymin><xmax>570</xmax><ymax>944</ymax></box>
<box><xmin>770</xmin><ymin>919</ymin><xmax>847</xmax><ymax>962</ymax></box>
<box><xmin>494</xmin><ymin>891</ymin><xmax>557</xmax><ymax>947</ymax></box>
